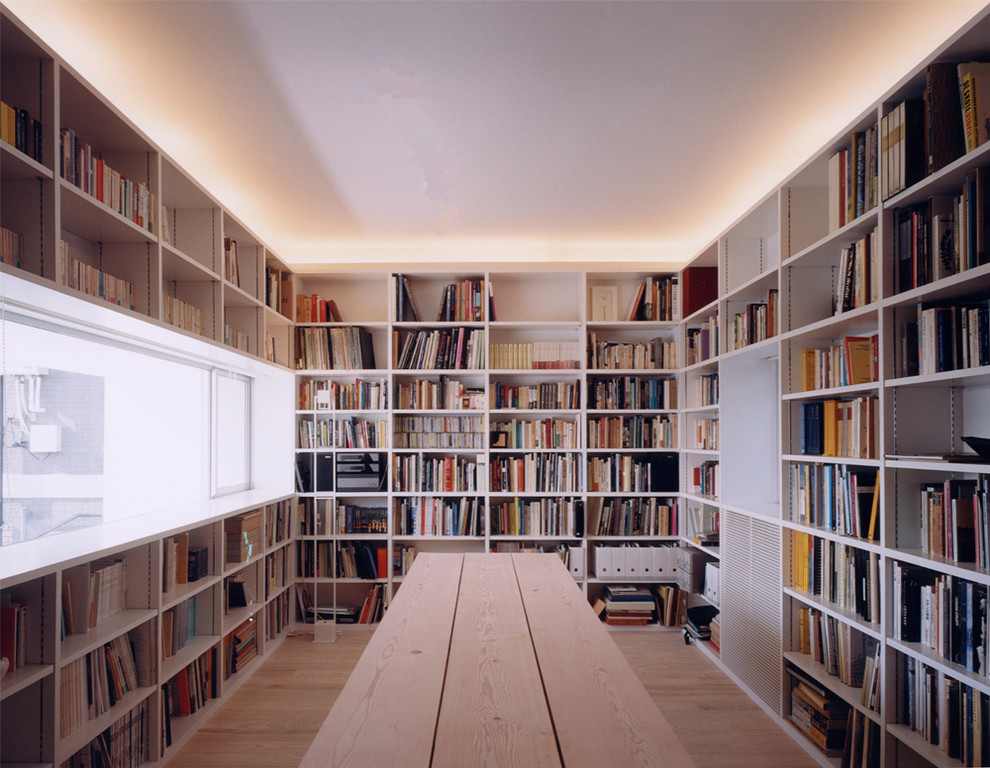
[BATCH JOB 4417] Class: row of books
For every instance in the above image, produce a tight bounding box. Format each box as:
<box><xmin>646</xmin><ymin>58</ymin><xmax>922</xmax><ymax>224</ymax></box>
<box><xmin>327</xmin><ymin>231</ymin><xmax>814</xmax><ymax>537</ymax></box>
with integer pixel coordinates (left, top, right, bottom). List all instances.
<box><xmin>265</xmin><ymin>548</ymin><xmax>288</xmax><ymax>595</ymax></box>
<box><xmin>223</xmin><ymin>617</ymin><xmax>257</xmax><ymax>678</ymax></box>
<box><xmin>834</xmin><ymin>230</ymin><xmax>878</xmax><ymax>314</ymax></box>
<box><xmin>728</xmin><ymin>289</ymin><xmax>778</xmax><ymax>351</ymax></box>
<box><xmin>162</xmin><ymin>292</ymin><xmax>204</xmax><ymax>336</ymax></box>
<box><xmin>59</xmin><ymin>128</ymin><xmax>157</xmax><ymax>233</ymax></box>
<box><xmin>298</xmin><ymin>378</ymin><xmax>388</xmax><ymax>411</ymax></box>
<box><xmin>297</xmin><ymin>499</ymin><xmax>388</xmax><ymax>535</ymax></box>
<box><xmin>337</xmin><ymin>542</ymin><xmax>386</xmax><ymax>580</ymax></box>
<box><xmin>799</xmin><ymin>335</ymin><xmax>877</xmax><ymax>392</ymax></box>
<box><xmin>691</xmin><ymin>459</ymin><xmax>719</xmax><ymax>498</ymax></box>
<box><xmin>334</xmin><ymin>417</ymin><xmax>388</xmax><ymax>449</ymax></box>
<box><xmin>222</xmin><ymin>237</ymin><xmax>241</xmax><ymax>288</ymax></box>
<box><xmin>394</xmin><ymin>415</ymin><xmax>486</xmax><ymax>449</ymax></box>
<box><xmin>799</xmin><ymin>396</ymin><xmax>879</xmax><ymax>459</ymax></box>
<box><xmin>587</xmin><ymin>452</ymin><xmax>678</xmax><ymax>493</ymax></box>
<box><xmin>586</xmin><ymin>375</ymin><xmax>676</xmax><ymax>410</ymax></box>
<box><xmin>394</xmin><ymin>376</ymin><xmax>484</xmax><ymax>410</ymax></box>
<box><xmin>264</xmin><ymin>265</ymin><xmax>293</xmax><ymax>316</ymax></box>
<box><xmin>0</xmin><ymin>99</ymin><xmax>42</xmax><ymax>162</ymax></box>
<box><xmin>0</xmin><ymin>596</ymin><xmax>27</xmax><ymax>674</ymax></box>
<box><xmin>295</xmin><ymin>326</ymin><xmax>376</xmax><ymax>371</ymax></box>
<box><xmin>593</xmin><ymin>584</ymin><xmax>683</xmax><ymax>627</ymax></box>
<box><xmin>492</xmin><ymin>380</ymin><xmax>580</xmax><ymax>410</ymax></box>
<box><xmin>59</xmin><ymin>624</ymin><xmax>153</xmax><ymax>737</ymax></box>
<box><xmin>162</xmin><ymin>648</ymin><xmax>218</xmax><ymax>730</ymax></box>
<box><xmin>906</xmin><ymin>299</ymin><xmax>990</xmax><ymax>377</ymax></box>
<box><xmin>893</xmin><ymin>562</ymin><xmax>988</xmax><ymax>677</ymax></box>
<box><xmin>489</xmin><ymin>496</ymin><xmax>577</xmax><ymax>537</ymax></box>
<box><xmin>685</xmin><ymin>316</ymin><xmax>718</xmax><ymax>365</ymax></box>
<box><xmin>586</xmin><ymin>413</ymin><xmax>676</xmax><ymax>450</ymax></box>
<box><xmin>223</xmin><ymin>324</ymin><xmax>249</xmax><ymax>352</ymax></box>
<box><xmin>56</xmin><ymin>240</ymin><xmax>136</xmax><ymax>309</ymax></box>
<box><xmin>795</xmin><ymin>609</ymin><xmax>880</xmax><ymax>703</ymax></box>
<box><xmin>163</xmin><ymin>533</ymin><xmax>209</xmax><ymax>594</ymax></box>
<box><xmin>266</xmin><ymin>592</ymin><xmax>291</xmax><ymax>642</ymax></box>
<box><xmin>787</xmin><ymin>669</ymin><xmax>851</xmax><ymax>758</ymax></box>
<box><xmin>491</xmin><ymin>417</ymin><xmax>578</xmax><ymax>449</ymax></box>
<box><xmin>586</xmin><ymin>334</ymin><xmax>675</xmax><ymax>371</ymax></box>
<box><xmin>691</xmin><ymin>417</ymin><xmax>718</xmax><ymax>451</ymax></box>
<box><xmin>395</xmin><ymin>327</ymin><xmax>485</xmax><ymax>370</ymax></box>
<box><xmin>264</xmin><ymin>500</ymin><xmax>291</xmax><ymax>548</ymax></box>
<box><xmin>224</xmin><ymin>508</ymin><xmax>262</xmax><ymax>564</ymax></box>
<box><xmin>80</xmin><ymin>558</ymin><xmax>127</xmax><ymax>632</ymax></box>
<box><xmin>353</xmin><ymin>584</ymin><xmax>386</xmax><ymax>624</ymax></box>
<box><xmin>489</xmin><ymin>340</ymin><xmax>582</xmax><ymax>370</ymax></box>
<box><xmin>893</xmin><ymin>177</ymin><xmax>990</xmax><ymax>296</ymax></box>
<box><xmin>900</xmin><ymin>654</ymin><xmax>990</xmax><ymax>767</ymax></box>
<box><xmin>624</xmin><ymin>275</ymin><xmax>679</xmax><ymax>321</ymax></box>
<box><xmin>297</xmin><ymin>540</ymin><xmax>333</xmax><ymax>579</ymax></box>
<box><xmin>827</xmin><ymin>125</ymin><xmax>879</xmax><ymax>233</ymax></box>
<box><xmin>919</xmin><ymin>477</ymin><xmax>987</xmax><ymax>565</ymax></box>
<box><xmin>336</xmin><ymin>501</ymin><xmax>388</xmax><ymax>534</ymax></box>
<box><xmin>0</xmin><ymin>225</ymin><xmax>23</xmax><ymax>267</ymax></box>
<box><xmin>393</xmin><ymin>496</ymin><xmax>484</xmax><ymax>537</ymax></box>
<box><xmin>590</xmin><ymin>497</ymin><xmax>677</xmax><ymax>537</ymax></box>
<box><xmin>789</xmin><ymin>463</ymin><xmax>878</xmax><ymax>541</ymax></box>
<box><xmin>296</xmin><ymin>292</ymin><xmax>343</xmax><ymax>323</ymax></box>
<box><xmin>63</xmin><ymin>697</ymin><xmax>152</xmax><ymax>768</ymax></box>
<box><xmin>392</xmin><ymin>453</ymin><xmax>481</xmax><ymax>493</ymax></box>
<box><xmin>696</xmin><ymin>372</ymin><xmax>718</xmax><ymax>407</ymax></box>
<box><xmin>490</xmin><ymin>452</ymin><xmax>582</xmax><ymax>494</ymax></box>
<box><xmin>224</xmin><ymin>576</ymin><xmax>257</xmax><ymax>612</ymax></box>
<box><xmin>790</xmin><ymin>533</ymin><xmax>880</xmax><ymax>624</ymax></box>
<box><xmin>162</xmin><ymin>597</ymin><xmax>197</xmax><ymax>659</ymax></box>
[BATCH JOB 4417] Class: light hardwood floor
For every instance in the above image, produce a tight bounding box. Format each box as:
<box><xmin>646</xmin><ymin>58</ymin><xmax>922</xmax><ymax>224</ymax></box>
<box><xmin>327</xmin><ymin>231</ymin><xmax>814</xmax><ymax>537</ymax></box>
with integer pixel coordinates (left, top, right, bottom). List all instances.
<box><xmin>164</xmin><ymin>628</ymin><xmax>818</xmax><ymax>768</ymax></box>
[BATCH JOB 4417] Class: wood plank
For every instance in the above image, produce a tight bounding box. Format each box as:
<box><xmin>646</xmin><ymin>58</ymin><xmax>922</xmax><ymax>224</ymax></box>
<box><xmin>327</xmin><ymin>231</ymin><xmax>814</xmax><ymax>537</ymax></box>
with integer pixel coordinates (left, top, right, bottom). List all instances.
<box><xmin>432</xmin><ymin>553</ymin><xmax>561</xmax><ymax>768</ymax></box>
<box><xmin>298</xmin><ymin>552</ymin><xmax>464</xmax><ymax>768</ymax></box>
<box><xmin>512</xmin><ymin>553</ymin><xmax>698</xmax><ymax>768</ymax></box>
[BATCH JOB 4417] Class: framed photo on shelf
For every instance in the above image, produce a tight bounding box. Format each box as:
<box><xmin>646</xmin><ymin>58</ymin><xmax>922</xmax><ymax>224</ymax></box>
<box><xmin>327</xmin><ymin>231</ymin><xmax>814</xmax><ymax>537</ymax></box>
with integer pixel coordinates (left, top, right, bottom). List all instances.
<box><xmin>591</xmin><ymin>285</ymin><xmax>618</xmax><ymax>322</ymax></box>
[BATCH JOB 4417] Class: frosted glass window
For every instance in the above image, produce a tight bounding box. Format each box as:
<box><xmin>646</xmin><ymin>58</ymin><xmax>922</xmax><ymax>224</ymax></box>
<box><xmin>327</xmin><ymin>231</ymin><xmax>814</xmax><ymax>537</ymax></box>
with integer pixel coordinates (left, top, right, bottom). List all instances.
<box><xmin>1</xmin><ymin>320</ymin><xmax>210</xmax><ymax>545</ymax></box>
<box><xmin>214</xmin><ymin>371</ymin><xmax>251</xmax><ymax>494</ymax></box>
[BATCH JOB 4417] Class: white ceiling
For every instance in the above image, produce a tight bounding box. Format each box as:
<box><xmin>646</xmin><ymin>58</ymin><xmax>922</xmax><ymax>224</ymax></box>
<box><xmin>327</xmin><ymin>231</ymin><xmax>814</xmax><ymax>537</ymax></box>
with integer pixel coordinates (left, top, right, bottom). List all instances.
<box><xmin>7</xmin><ymin>0</ymin><xmax>989</xmax><ymax>270</ymax></box>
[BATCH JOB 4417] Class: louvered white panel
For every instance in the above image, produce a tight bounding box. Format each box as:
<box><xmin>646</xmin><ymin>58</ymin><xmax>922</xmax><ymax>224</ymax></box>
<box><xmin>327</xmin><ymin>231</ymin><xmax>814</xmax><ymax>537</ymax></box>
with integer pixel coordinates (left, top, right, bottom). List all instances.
<box><xmin>720</xmin><ymin>510</ymin><xmax>783</xmax><ymax>715</ymax></box>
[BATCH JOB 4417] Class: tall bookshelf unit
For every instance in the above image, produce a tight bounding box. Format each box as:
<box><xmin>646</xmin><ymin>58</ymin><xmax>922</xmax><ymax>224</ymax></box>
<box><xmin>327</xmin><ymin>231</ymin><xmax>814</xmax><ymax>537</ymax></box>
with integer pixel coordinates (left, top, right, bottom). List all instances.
<box><xmin>0</xmin><ymin>7</ymin><xmax>297</xmax><ymax>767</ymax></box>
<box><xmin>681</xmin><ymin>7</ymin><xmax>990</xmax><ymax>767</ymax></box>
<box><xmin>291</xmin><ymin>269</ymin><xmax>689</xmax><ymax>625</ymax></box>
<box><xmin>0</xmin><ymin>8</ymin><xmax>296</xmax><ymax>369</ymax></box>
<box><xmin>0</xmin><ymin>494</ymin><xmax>294</xmax><ymax>767</ymax></box>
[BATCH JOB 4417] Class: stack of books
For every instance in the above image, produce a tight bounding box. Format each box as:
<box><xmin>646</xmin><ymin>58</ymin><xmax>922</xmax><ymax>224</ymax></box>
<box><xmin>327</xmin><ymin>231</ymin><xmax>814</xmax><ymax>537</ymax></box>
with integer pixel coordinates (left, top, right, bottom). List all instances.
<box><xmin>601</xmin><ymin>585</ymin><xmax>655</xmax><ymax>626</ymax></box>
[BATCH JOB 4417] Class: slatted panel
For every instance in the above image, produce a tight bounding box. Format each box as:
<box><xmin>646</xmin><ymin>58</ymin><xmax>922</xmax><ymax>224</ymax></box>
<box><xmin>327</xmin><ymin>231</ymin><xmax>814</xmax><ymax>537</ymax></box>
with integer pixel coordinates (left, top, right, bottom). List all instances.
<box><xmin>720</xmin><ymin>510</ymin><xmax>783</xmax><ymax>715</ymax></box>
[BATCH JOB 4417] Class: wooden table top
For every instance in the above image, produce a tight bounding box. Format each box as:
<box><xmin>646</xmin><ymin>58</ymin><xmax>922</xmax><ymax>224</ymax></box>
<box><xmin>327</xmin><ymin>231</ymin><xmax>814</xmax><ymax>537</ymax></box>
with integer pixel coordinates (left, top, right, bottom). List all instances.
<box><xmin>299</xmin><ymin>552</ymin><xmax>698</xmax><ymax>768</ymax></box>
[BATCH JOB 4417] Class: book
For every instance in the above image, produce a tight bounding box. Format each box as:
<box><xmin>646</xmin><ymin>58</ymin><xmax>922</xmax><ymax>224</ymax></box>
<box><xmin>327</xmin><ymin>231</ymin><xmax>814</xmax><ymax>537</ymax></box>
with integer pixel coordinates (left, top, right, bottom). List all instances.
<box><xmin>958</xmin><ymin>61</ymin><xmax>990</xmax><ymax>152</ymax></box>
<box><xmin>680</xmin><ymin>266</ymin><xmax>717</xmax><ymax>318</ymax></box>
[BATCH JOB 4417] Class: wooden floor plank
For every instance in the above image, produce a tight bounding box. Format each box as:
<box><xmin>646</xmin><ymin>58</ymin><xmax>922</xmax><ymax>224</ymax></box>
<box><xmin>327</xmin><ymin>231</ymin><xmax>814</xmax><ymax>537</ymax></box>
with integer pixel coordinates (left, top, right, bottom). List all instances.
<box><xmin>298</xmin><ymin>553</ymin><xmax>463</xmax><ymax>768</ymax></box>
<box><xmin>512</xmin><ymin>553</ymin><xmax>698</xmax><ymax>768</ymax></box>
<box><xmin>432</xmin><ymin>553</ymin><xmax>560</xmax><ymax>768</ymax></box>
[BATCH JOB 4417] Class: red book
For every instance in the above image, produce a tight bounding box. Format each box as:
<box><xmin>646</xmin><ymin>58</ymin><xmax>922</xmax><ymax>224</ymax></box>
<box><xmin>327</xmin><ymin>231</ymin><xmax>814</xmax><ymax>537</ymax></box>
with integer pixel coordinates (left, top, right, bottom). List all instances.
<box><xmin>376</xmin><ymin>546</ymin><xmax>388</xmax><ymax>580</ymax></box>
<box><xmin>680</xmin><ymin>266</ymin><xmax>717</xmax><ymax>318</ymax></box>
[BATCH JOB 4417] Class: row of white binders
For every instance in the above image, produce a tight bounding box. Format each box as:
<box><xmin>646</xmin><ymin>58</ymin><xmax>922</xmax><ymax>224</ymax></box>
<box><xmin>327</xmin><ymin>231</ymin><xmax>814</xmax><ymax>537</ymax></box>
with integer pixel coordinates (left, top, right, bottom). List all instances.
<box><xmin>593</xmin><ymin>544</ymin><xmax>681</xmax><ymax>579</ymax></box>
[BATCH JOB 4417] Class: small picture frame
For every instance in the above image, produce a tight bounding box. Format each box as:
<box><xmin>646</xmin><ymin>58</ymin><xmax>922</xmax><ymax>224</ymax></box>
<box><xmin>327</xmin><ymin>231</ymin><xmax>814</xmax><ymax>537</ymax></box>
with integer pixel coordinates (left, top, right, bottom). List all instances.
<box><xmin>591</xmin><ymin>285</ymin><xmax>618</xmax><ymax>322</ymax></box>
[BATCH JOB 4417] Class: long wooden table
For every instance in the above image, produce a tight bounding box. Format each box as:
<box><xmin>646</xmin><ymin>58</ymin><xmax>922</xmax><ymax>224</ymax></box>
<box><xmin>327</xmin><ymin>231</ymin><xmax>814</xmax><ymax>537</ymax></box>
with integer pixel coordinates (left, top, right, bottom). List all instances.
<box><xmin>299</xmin><ymin>552</ymin><xmax>698</xmax><ymax>768</ymax></box>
